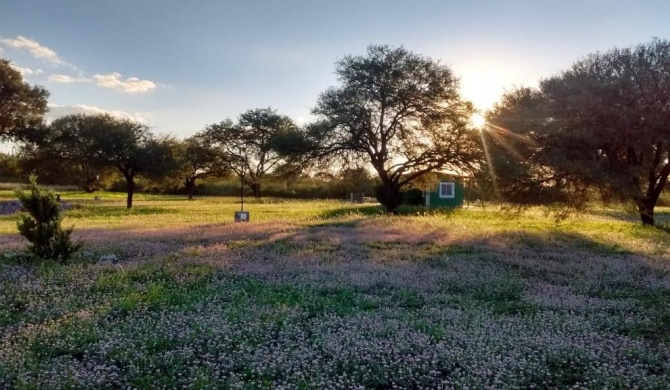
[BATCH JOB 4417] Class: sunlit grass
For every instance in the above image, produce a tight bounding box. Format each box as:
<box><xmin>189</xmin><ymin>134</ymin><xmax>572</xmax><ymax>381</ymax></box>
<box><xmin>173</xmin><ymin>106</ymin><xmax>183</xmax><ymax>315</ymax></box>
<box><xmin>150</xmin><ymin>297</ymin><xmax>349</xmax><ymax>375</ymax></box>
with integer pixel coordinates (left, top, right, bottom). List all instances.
<box><xmin>1</xmin><ymin>190</ymin><xmax>669</xmax><ymax>388</ymax></box>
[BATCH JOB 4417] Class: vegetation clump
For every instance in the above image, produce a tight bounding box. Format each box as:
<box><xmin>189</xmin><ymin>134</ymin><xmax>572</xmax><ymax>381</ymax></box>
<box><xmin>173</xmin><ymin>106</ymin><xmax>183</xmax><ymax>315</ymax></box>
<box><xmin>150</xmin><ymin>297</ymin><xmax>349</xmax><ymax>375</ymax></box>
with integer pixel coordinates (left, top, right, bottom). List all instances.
<box><xmin>15</xmin><ymin>175</ymin><xmax>82</xmax><ymax>262</ymax></box>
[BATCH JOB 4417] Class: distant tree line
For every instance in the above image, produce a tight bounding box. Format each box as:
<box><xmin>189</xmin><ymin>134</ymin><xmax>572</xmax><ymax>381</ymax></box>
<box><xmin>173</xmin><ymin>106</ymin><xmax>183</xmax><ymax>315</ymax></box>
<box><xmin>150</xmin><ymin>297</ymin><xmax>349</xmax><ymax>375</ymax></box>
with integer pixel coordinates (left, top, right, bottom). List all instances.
<box><xmin>1</xmin><ymin>40</ymin><xmax>669</xmax><ymax>224</ymax></box>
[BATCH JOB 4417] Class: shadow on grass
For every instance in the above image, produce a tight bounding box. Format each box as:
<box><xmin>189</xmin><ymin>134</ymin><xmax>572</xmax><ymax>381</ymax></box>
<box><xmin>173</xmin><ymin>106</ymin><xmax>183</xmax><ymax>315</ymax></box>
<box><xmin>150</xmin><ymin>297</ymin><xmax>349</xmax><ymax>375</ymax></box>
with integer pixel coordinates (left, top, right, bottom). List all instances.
<box><xmin>4</xmin><ymin>219</ymin><xmax>670</xmax><ymax>344</ymax></box>
<box><xmin>590</xmin><ymin>208</ymin><xmax>670</xmax><ymax>227</ymax></box>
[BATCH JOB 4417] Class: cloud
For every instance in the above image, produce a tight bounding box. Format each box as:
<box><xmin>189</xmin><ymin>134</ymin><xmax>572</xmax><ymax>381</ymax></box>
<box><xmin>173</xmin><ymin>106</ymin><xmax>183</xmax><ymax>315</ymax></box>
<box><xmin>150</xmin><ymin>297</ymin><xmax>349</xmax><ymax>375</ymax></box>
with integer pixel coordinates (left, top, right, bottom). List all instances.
<box><xmin>49</xmin><ymin>74</ymin><xmax>92</xmax><ymax>83</ymax></box>
<box><xmin>47</xmin><ymin>103</ymin><xmax>147</xmax><ymax>123</ymax></box>
<box><xmin>9</xmin><ymin>63</ymin><xmax>41</xmax><ymax>76</ymax></box>
<box><xmin>1</xmin><ymin>36</ymin><xmax>65</xmax><ymax>65</ymax></box>
<box><xmin>92</xmin><ymin>72</ymin><xmax>156</xmax><ymax>93</ymax></box>
<box><xmin>49</xmin><ymin>72</ymin><xmax>157</xmax><ymax>94</ymax></box>
<box><xmin>1</xmin><ymin>36</ymin><xmax>159</xmax><ymax>94</ymax></box>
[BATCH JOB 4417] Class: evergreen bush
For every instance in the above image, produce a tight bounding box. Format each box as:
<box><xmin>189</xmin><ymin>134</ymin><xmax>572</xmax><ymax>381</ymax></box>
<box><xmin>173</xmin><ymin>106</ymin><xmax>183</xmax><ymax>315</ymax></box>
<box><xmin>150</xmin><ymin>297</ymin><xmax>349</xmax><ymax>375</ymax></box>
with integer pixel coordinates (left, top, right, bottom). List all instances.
<box><xmin>15</xmin><ymin>175</ymin><xmax>83</xmax><ymax>263</ymax></box>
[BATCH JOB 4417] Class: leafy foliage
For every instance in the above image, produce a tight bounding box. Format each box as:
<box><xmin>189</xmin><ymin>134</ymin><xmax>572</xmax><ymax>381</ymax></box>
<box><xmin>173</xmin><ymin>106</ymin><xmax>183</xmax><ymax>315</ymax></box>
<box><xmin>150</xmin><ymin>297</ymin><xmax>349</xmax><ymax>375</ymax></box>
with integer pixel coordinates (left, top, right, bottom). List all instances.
<box><xmin>309</xmin><ymin>45</ymin><xmax>480</xmax><ymax>213</ymax></box>
<box><xmin>0</xmin><ymin>59</ymin><xmax>49</xmax><ymax>141</ymax></box>
<box><xmin>173</xmin><ymin>135</ymin><xmax>230</xmax><ymax>199</ymax></box>
<box><xmin>15</xmin><ymin>175</ymin><xmax>82</xmax><ymax>262</ymax></box>
<box><xmin>22</xmin><ymin>114</ymin><xmax>178</xmax><ymax>208</ymax></box>
<box><xmin>19</xmin><ymin>114</ymin><xmax>115</xmax><ymax>191</ymax></box>
<box><xmin>204</xmin><ymin>108</ymin><xmax>299</xmax><ymax>198</ymax></box>
<box><xmin>487</xmin><ymin>39</ymin><xmax>670</xmax><ymax>225</ymax></box>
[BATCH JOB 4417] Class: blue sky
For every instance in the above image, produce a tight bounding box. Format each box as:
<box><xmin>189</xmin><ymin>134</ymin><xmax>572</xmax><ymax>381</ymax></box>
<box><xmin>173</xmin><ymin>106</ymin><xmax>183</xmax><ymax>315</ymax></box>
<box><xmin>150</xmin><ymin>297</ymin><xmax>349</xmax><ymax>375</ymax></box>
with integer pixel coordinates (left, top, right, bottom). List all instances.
<box><xmin>1</xmin><ymin>0</ymin><xmax>668</xmax><ymax>139</ymax></box>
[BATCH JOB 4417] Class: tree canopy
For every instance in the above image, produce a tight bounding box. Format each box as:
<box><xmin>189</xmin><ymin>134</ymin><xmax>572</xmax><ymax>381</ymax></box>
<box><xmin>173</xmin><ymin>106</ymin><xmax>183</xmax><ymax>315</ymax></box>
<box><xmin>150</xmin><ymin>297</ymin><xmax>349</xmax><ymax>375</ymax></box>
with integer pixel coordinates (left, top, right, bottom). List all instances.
<box><xmin>173</xmin><ymin>135</ymin><xmax>230</xmax><ymax>199</ymax></box>
<box><xmin>0</xmin><ymin>59</ymin><xmax>49</xmax><ymax>141</ymax></box>
<box><xmin>309</xmin><ymin>45</ymin><xmax>480</xmax><ymax>213</ymax></box>
<box><xmin>24</xmin><ymin>114</ymin><xmax>111</xmax><ymax>191</ymax></box>
<box><xmin>487</xmin><ymin>38</ymin><xmax>670</xmax><ymax>225</ymax></box>
<box><xmin>26</xmin><ymin>113</ymin><xmax>176</xmax><ymax>208</ymax></box>
<box><xmin>204</xmin><ymin>108</ymin><xmax>299</xmax><ymax>198</ymax></box>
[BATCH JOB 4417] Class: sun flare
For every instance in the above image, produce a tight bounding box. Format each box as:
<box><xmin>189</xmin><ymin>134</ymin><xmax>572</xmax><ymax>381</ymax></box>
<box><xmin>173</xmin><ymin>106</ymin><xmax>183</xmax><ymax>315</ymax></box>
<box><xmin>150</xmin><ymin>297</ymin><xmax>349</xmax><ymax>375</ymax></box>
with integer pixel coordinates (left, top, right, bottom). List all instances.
<box><xmin>470</xmin><ymin>113</ymin><xmax>486</xmax><ymax>129</ymax></box>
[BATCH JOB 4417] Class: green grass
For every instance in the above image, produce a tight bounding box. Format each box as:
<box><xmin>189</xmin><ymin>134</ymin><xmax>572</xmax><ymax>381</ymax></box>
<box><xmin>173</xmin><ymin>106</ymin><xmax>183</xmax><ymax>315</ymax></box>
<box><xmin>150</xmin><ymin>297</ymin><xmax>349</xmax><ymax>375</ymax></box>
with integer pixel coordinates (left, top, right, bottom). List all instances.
<box><xmin>1</xmin><ymin>191</ymin><xmax>670</xmax><ymax>388</ymax></box>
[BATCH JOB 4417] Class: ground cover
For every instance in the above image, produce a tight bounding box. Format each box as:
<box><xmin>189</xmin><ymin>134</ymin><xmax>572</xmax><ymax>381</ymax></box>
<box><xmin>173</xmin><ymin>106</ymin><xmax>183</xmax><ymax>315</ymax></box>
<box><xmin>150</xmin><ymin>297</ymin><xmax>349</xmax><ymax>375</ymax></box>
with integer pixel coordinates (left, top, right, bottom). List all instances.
<box><xmin>1</xmin><ymin>192</ymin><xmax>669</xmax><ymax>388</ymax></box>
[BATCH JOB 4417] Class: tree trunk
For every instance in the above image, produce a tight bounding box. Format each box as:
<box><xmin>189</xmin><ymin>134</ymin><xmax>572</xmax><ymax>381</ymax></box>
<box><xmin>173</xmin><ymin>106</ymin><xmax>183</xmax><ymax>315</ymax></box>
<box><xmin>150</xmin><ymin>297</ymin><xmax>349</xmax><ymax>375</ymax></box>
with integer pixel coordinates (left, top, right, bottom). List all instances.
<box><xmin>84</xmin><ymin>175</ymin><xmax>98</xmax><ymax>193</ymax></box>
<box><xmin>250</xmin><ymin>183</ymin><xmax>261</xmax><ymax>199</ymax></box>
<box><xmin>185</xmin><ymin>178</ymin><xmax>196</xmax><ymax>200</ymax></box>
<box><xmin>126</xmin><ymin>175</ymin><xmax>135</xmax><ymax>209</ymax></box>
<box><xmin>383</xmin><ymin>182</ymin><xmax>400</xmax><ymax>215</ymax></box>
<box><xmin>637</xmin><ymin>198</ymin><xmax>655</xmax><ymax>226</ymax></box>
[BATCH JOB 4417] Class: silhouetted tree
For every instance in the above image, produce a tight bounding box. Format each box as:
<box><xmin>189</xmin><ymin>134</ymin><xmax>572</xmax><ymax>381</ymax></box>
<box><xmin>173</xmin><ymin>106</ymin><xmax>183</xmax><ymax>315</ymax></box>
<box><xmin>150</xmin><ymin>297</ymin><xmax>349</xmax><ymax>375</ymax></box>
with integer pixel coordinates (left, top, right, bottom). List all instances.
<box><xmin>309</xmin><ymin>45</ymin><xmax>480</xmax><ymax>213</ymax></box>
<box><xmin>489</xmin><ymin>39</ymin><xmax>670</xmax><ymax>225</ymax></box>
<box><xmin>204</xmin><ymin>108</ymin><xmax>299</xmax><ymax>198</ymax></box>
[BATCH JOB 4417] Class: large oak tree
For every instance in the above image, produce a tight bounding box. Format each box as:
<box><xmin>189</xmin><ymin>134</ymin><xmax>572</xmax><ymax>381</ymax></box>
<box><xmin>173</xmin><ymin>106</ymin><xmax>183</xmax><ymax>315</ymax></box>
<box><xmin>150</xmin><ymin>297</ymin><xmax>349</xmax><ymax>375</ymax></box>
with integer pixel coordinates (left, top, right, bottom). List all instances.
<box><xmin>488</xmin><ymin>39</ymin><xmax>670</xmax><ymax>225</ymax></box>
<box><xmin>309</xmin><ymin>45</ymin><xmax>480</xmax><ymax>213</ymax></box>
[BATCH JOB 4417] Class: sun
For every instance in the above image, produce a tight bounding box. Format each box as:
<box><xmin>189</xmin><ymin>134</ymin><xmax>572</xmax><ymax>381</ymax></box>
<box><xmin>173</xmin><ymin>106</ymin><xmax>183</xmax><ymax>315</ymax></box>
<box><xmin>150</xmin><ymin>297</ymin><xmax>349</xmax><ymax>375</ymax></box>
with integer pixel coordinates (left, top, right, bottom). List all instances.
<box><xmin>470</xmin><ymin>113</ymin><xmax>486</xmax><ymax>129</ymax></box>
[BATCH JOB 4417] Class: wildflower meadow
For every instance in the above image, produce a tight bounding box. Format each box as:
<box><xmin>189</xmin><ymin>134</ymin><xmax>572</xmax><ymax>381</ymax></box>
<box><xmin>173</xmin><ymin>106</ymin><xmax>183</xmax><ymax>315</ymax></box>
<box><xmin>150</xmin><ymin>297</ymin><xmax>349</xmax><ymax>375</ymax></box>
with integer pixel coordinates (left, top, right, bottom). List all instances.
<box><xmin>1</xmin><ymin>192</ymin><xmax>669</xmax><ymax>389</ymax></box>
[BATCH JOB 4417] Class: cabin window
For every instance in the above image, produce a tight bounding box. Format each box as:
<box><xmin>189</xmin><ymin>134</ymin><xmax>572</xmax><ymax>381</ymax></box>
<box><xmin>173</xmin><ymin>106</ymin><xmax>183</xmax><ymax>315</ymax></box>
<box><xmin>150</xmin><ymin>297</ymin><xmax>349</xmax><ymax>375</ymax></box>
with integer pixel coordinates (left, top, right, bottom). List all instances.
<box><xmin>439</xmin><ymin>182</ymin><xmax>455</xmax><ymax>198</ymax></box>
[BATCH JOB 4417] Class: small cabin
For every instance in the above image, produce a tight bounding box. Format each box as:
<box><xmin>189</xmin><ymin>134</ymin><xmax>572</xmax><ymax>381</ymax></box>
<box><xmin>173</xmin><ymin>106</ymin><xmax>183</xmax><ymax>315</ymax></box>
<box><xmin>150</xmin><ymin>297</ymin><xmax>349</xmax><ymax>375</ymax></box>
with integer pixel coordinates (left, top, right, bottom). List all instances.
<box><xmin>423</xmin><ymin>179</ymin><xmax>465</xmax><ymax>208</ymax></box>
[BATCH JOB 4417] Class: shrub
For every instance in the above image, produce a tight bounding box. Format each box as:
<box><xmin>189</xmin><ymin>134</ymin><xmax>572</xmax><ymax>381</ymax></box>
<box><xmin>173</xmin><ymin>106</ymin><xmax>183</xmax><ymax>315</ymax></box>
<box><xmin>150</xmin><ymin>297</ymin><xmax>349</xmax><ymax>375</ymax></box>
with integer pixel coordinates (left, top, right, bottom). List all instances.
<box><xmin>401</xmin><ymin>189</ymin><xmax>424</xmax><ymax>206</ymax></box>
<box><xmin>15</xmin><ymin>175</ymin><xmax>83</xmax><ymax>263</ymax></box>
<box><xmin>374</xmin><ymin>185</ymin><xmax>424</xmax><ymax>207</ymax></box>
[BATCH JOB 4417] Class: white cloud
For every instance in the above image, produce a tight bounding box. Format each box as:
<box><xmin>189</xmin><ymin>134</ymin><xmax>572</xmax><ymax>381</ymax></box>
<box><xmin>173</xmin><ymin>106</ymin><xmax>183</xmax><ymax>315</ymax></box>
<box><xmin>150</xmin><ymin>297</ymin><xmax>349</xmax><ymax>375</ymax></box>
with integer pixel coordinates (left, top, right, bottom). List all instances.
<box><xmin>1</xmin><ymin>36</ymin><xmax>65</xmax><ymax>65</ymax></box>
<box><xmin>92</xmin><ymin>72</ymin><xmax>156</xmax><ymax>93</ymax></box>
<box><xmin>49</xmin><ymin>74</ymin><xmax>92</xmax><ymax>83</ymax></box>
<box><xmin>47</xmin><ymin>72</ymin><xmax>158</xmax><ymax>94</ymax></box>
<box><xmin>8</xmin><ymin>63</ymin><xmax>44</xmax><ymax>77</ymax></box>
<box><xmin>1</xmin><ymin>36</ymin><xmax>159</xmax><ymax>94</ymax></box>
<box><xmin>10</xmin><ymin>63</ymin><xmax>36</xmax><ymax>76</ymax></box>
<box><xmin>47</xmin><ymin>103</ymin><xmax>147</xmax><ymax>123</ymax></box>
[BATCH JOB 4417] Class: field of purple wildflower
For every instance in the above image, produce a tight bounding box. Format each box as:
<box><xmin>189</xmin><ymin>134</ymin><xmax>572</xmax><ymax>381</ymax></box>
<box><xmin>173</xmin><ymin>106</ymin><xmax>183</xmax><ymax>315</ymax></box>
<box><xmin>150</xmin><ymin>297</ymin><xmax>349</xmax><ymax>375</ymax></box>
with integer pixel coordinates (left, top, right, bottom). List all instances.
<box><xmin>1</xmin><ymin>195</ymin><xmax>669</xmax><ymax>389</ymax></box>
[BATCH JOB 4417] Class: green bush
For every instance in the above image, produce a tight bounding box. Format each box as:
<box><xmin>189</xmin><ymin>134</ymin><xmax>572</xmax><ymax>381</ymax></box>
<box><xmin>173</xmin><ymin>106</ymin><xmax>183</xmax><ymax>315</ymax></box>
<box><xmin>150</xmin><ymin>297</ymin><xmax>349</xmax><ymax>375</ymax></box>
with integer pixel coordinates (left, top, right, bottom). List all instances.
<box><xmin>15</xmin><ymin>175</ymin><xmax>83</xmax><ymax>263</ymax></box>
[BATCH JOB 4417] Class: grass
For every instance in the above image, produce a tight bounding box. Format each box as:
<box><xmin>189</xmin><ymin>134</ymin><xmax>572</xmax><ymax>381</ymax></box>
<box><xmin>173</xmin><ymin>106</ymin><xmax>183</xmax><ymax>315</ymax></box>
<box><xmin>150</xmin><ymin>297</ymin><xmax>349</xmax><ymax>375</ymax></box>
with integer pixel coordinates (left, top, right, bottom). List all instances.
<box><xmin>1</xmin><ymin>191</ymin><xmax>670</xmax><ymax>388</ymax></box>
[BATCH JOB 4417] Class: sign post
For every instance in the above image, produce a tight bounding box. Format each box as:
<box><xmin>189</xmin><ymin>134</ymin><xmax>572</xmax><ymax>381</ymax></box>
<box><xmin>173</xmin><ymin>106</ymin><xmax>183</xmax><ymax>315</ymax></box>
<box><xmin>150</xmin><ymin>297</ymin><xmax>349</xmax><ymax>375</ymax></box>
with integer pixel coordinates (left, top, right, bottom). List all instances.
<box><xmin>234</xmin><ymin>157</ymin><xmax>250</xmax><ymax>222</ymax></box>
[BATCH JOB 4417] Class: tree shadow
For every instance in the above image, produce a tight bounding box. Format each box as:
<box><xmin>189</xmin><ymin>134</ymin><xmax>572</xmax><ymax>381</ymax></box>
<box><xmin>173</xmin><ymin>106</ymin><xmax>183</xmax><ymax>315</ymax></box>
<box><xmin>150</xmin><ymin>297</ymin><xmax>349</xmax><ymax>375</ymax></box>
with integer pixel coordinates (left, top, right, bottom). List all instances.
<box><xmin>589</xmin><ymin>207</ymin><xmax>670</xmax><ymax>227</ymax></box>
<box><xmin>5</xmin><ymin>219</ymin><xmax>670</xmax><ymax>346</ymax></box>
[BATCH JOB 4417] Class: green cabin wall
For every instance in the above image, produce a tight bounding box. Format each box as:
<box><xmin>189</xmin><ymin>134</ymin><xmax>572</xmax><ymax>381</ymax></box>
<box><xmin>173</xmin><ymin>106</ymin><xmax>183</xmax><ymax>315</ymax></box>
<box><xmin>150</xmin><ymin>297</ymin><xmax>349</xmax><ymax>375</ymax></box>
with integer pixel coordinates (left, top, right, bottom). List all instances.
<box><xmin>425</xmin><ymin>180</ymin><xmax>465</xmax><ymax>208</ymax></box>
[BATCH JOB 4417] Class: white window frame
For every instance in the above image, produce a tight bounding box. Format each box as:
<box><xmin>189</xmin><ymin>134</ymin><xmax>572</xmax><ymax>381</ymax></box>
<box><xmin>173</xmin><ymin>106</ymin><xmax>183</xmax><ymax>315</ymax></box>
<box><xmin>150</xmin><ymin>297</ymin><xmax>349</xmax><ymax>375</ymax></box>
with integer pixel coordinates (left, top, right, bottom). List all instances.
<box><xmin>439</xmin><ymin>182</ymin><xmax>455</xmax><ymax>198</ymax></box>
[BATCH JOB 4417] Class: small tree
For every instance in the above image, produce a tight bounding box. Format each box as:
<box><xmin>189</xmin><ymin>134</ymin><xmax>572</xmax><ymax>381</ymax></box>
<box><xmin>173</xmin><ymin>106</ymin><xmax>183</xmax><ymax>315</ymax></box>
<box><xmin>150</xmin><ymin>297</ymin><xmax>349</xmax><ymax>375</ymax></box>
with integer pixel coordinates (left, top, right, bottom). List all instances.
<box><xmin>15</xmin><ymin>175</ymin><xmax>82</xmax><ymax>262</ymax></box>
<box><xmin>204</xmin><ymin>108</ymin><xmax>299</xmax><ymax>198</ymax></box>
<box><xmin>174</xmin><ymin>135</ymin><xmax>230</xmax><ymax>200</ymax></box>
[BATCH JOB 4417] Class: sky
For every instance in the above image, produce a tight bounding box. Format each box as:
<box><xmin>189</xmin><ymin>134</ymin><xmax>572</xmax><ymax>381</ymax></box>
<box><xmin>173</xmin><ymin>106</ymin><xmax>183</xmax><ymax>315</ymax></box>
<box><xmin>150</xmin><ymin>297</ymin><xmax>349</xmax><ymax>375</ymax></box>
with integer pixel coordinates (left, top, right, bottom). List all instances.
<box><xmin>1</xmin><ymin>0</ymin><xmax>669</xmax><ymax>141</ymax></box>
